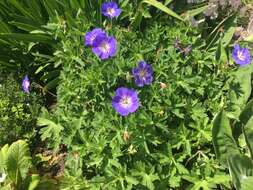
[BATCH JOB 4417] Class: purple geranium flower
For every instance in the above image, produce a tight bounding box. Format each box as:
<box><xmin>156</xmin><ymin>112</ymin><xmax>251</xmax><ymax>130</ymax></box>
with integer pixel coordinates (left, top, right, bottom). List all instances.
<box><xmin>92</xmin><ymin>34</ymin><xmax>117</xmax><ymax>60</ymax></box>
<box><xmin>232</xmin><ymin>44</ymin><xmax>252</xmax><ymax>66</ymax></box>
<box><xmin>102</xmin><ymin>2</ymin><xmax>121</xmax><ymax>18</ymax></box>
<box><xmin>112</xmin><ymin>87</ymin><xmax>139</xmax><ymax>116</ymax></box>
<box><xmin>85</xmin><ymin>28</ymin><xmax>106</xmax><ymax>46</ymax></box>
<box><xmin>22</xmin><ymin>75</ymin><xmax>30</xmax><ymax>93</ymax></box>
<box><xmin>132</xmin><ymin>61</ymin><xmax>153</xmax><ymax>87</ymax></box>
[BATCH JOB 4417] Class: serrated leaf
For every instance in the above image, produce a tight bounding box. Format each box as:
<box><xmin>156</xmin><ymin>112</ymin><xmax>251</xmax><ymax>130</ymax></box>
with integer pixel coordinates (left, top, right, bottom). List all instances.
<box><xmin>175</xmin><ymin>163</ymin><xmax>189</xmax><ymax>174</ymax></box>
<box><xmin>125</xmin><ymin>176</ymin><xmax>139</xmax><ymax>185</ymax></box>
<box><xmin>141</xmin><ymin>172</ymin><xmax>159</xmax><ymax>190</ymax></box>
<box><xmin>38</xmin><ymin>117</ymin><xmax>63</xmax><ymax>142</ymax></box>
<box><xmin>142</xmin><ymin>174</ymin><xmax>155</xmax><ymax>190</ymax></box>
<box><xmin>191</xmin><ymin>180</ymin><xmax>209</xmax><ymax>190</ymax></box>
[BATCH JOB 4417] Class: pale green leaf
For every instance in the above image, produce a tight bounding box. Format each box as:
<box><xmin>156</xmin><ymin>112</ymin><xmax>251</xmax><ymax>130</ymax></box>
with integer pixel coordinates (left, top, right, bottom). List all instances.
<box><xmin>241</xmin><ymin>176</ymin><xmax>253</xmax><ymax>190</ymax></box>
<box><xmin>142</xmin><ymin>0</ymin><xmax>183</xmax><ymax>21</ymax></box>
<box><xmin>0</xmin><ymin>144</ymin><xmax>9</xmax><ymax>171</ymax></box>
<box><xmin>6</xmin><ymin>140</ymin><xmax>31</xmax><ymax>185</ymax></box>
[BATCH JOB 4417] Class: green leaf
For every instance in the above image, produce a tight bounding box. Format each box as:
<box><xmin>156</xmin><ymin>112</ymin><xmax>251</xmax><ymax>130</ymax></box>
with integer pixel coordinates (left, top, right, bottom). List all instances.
<box><xmin>212</xmin><ymin>110</ymin><xmax>240</xmax><ymax>167</ymax></box>
<box><xmin>36</xmin><ymin>179</ymin><xmax>58</xmax><ymax>190</ymax></box>
<box><xmin>191</xmin><ymin>180</ymin><xmax>209</xmax><ymax>190</ymax></box>
<box><xmin>221</xmin><ymin>26</ymin><xmax>235</xmax><ymax>47</ymax></box>
<box><xmin>0</xmin><ymin>21</ymin><xmax>11</xmax><ymax>33</ymax></box>
<box><xmin>125</xmin><ymin>176</ymin><xmax>139</xmax><ymax>185</ymax></box>
<box><xmin>27</xmin><ymin>174</ymin><xmax>40</xmax><ymax>190</ymax></box>
<box><xmin>182</xmin><ymin>5</ymin><xmax>208</xmax><ymax>20</ymax></box>
<box><xmin>228</xmin><ymin>67</ymin><xmax>252</xmax><ymax>119</ymax></box>
<box><xmin>9</xmin><ymin>21</ymin><xmax>40</xmax><ymax>32</ymax></box>
<box><xmin>142</xmin><ymin>174</ymin><xmax>157</xmax><ymax>190</ymax></box>
<box><xmin>243</xmin><ymin>116</ymin><xmax>253</xmax><ymax>158</ymax></box>
<box><xmin>42</xmin><ymin>0</ymin><xmax>60</xmax><ymax>18</ymax></box>
<box><xmin>38</xmin><ymin>117</ymin><xmax>63</xmax><ymax>142</ymax></box>
<box><xmin>22</xmin><ymin>174</ymin><xmax>40</xmax><ymax>190</ymax></box>
<box><xmin>0</xmin><ymin>144</ymin><xmax>9</xmax><ymax>171</ymax></box>
<box><xmin>8</xmin><ymin>0</ymin><xmax>34</xmax><ymax>20</ymax></box>
<box><xmin>244</xmin><ymin>34</ymin><xmax>253</xmax><ymax>42</ymax></box>
<box><xmin>0</xmin><ymin>33</ymin><xmax>54</xmax><ymax>44</ymax></box>
<box><xmin>175</xmin><ymin>163</ymin><xmax>189</xmax><ymax>174</ymax></box>
<box><xmin>216</xmin><ymin>41</ymin><xmax>228</xmax><ymax>63</ymax></box>
<box><xmin>6</xmin><ymin>140</ymin><xmax>32</xmax><ymax>187</ymax></box>
<box><xmin>142</xmin><ymin>0</ymin><xmax>183</xmax><ymax>21</ymax></box>
<box><xmin>228</xmin><ymin>154</ymin><xmax>253</xmax><ymax>190</ymax></box>
<box><xmin>239</xmin><ymin>99</ymin><xmax>253</xmax><ymax>126</ymax></box>
<box><xmin>234</xmin><ymin>67</ymin><xmax>252</xmax><ymax>103</ymax></box>
<box><xmin>44</xmin><ymin>77</ymin><xmax>60</xmax><ymax>91</ymax></box>
<box><xmin>208</xmin><ymin>175</ymin><xmax>230</xmax><ymax>184</ymax></box>
<box><xmin>241</xmin><ymin>176</ymin><xmax>253</xmax><ymax>190</ymax></box>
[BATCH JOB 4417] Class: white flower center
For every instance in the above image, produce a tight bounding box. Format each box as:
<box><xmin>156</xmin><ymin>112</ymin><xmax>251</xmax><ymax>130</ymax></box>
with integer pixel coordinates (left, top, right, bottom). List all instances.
<box><xmin>100</xmin><ymin>42</ymin><xmax>110</xmax><ymax>53</ymax></box>
<box><xmin>120</xmin><ymin>96</ymin><xmax>132</xmax><ymax>108</ymax></box>
<box><xmin>139</xmin><ymin>69</ymin><xmax>146</xmax><ymax>78</ymax></box>
<box><xmin>107</xmin><ymin>8</ymin><xmax>115</xmax><ymax>16</ymax></box>
<box><xmin>24</xmin><ymin>81</ymin><xmax>29</xmax><ymax>87</ymax></box>
<box><xmin>237</xmin><ymin>50</ymin><xmax>245</xmax><ymax>61</ymax></box>
<box><xmin>91</xmin><ymin>35</ymin><xmax>96</xmax><ymax>42</ymax></box>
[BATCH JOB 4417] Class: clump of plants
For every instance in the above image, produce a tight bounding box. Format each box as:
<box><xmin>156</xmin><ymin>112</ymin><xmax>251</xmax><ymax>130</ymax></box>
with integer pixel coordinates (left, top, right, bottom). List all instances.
<box><xmin>0</xmin><ymin>73</ymin><xmax>42</xmax><ymax>146</ymax></box>
<box><xmin>0</xmin><ymin>0</ymin><xmax>252</xmax><ymax>189</ymax></box>
<box><xmin>36</xmin><ymin>1</ymin><xmax>248</xmax><ymax>188</ymax></box>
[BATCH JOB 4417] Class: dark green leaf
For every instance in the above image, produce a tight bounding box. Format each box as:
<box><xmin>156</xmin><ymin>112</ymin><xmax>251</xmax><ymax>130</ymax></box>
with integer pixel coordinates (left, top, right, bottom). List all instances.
<box><xmin>212</xmin><ymin>110</ymin><xmax>240</xmax><ymax>167</ymax></box>
<box><xmin>228</xmin><ymin>154</ymin><xmax>253</xmax><ymax>190</ymax></box>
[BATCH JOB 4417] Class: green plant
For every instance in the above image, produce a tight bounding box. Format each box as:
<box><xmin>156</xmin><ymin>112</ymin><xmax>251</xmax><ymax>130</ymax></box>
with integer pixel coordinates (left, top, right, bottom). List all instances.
<box><xmin>0</xmin><ymin>140</ymin><xmax>59</xmax><ymax>190</ymax></box>
<box><xmin>0</xmin><ymin>74</ymin><xmax>42</xmax><ymax>146</ymax></box>
<box><xmin>36</xmin><ymin>17</ymin><xmax>234</xmax><ymax>189</ymax></box>
<box><xmin>212</xmin><ymin>106</ymin><xmax>253</xmax><ymax>189</ymax></box>
<box><xmin>0</xmin><ymin>0</ymin><xmax>104</xmax><ymax>89</ymax></box>
<box><xmin>212</xmin><ymin>63</ymin><xmax>253</xmax><ymax>189</ymax></box>
<box><xmin>0</xmin><ymin>0</ymin><xmax>207</xmax><ymax>90</ymax></box>
<box><xmin>0</xmin><ymin>1</ymin><xmax>252</xmax><ymax>189</ymax></box>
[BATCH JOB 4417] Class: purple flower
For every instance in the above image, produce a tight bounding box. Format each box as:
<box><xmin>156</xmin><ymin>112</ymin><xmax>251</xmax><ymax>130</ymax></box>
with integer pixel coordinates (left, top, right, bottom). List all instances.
<box><xmin>112</xmin><ymin>87</ymin><xmax>139</xmax><ymax>116</ymax></box>
<box><xmin>102</xmin><ymin>2</ymin><xmax>121</xmax><ymax>18</ymax></box>
<box><xmin>92</xmin><ymin>34</ymin><xmax>117</xmax><ymax>60</ymax></box>
<box><xmin>132</xmin><ymin>61</ymin><xmax>153</xmax><ymax>87</ymax></box>
<box><xmin>85</xmin><ymin>28</ymin><xmax>106</xmax><ymax>46</ymax></box>
<box><xmin>232</xmin><ymin>44</ymin><xmax>252</xmax><ymax>66</ymax></box>
<box><xmin>22</xmin><ymin>75</ymin><xmax>30</xmax><ymax>93</ymax></box>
